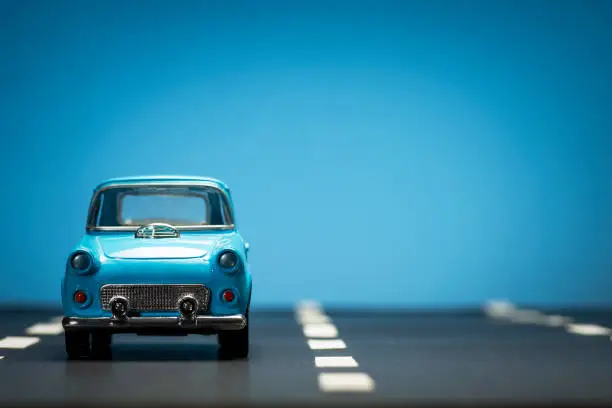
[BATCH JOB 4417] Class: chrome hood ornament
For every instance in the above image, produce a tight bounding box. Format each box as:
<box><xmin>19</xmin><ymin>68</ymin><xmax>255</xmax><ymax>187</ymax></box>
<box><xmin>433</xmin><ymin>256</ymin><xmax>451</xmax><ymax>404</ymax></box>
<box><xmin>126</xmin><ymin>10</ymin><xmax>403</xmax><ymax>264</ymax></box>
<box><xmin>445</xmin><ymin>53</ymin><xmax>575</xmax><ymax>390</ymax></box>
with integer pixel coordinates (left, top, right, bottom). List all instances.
<box><xmin>135</xmin><ymin>223</ymin><xmax>180</xmax><ymax>239</ymax></box>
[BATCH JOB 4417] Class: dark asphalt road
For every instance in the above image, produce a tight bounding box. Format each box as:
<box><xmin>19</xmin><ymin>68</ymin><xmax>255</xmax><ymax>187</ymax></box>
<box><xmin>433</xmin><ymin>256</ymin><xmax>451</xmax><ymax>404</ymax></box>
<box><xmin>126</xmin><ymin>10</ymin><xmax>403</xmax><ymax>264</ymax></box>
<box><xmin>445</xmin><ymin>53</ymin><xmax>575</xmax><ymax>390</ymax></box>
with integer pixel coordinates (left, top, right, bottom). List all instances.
<box><xmin>1</xmin><ymin>307</ymin><xmax>612</xmax><ymax>407</ymax></box>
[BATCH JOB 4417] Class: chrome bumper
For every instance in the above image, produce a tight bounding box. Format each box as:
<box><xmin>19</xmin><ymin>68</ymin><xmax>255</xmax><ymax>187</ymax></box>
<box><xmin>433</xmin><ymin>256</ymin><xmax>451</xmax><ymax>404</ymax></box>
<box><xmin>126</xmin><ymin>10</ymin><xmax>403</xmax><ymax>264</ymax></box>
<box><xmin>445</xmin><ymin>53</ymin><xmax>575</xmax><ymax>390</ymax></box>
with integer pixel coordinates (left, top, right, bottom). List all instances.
<box><xmin>62</xmin><ymin>314</ymin><xmax>246</xmax><ymax>332</ymax></box>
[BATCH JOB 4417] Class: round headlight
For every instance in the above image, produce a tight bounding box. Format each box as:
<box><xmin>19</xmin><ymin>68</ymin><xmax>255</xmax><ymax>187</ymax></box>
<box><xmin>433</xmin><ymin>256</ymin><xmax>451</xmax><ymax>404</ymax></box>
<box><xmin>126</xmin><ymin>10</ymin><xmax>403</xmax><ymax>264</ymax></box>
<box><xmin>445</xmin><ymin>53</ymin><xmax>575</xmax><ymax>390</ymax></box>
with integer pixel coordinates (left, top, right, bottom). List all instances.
<box><xmin>218</xmin><ymin>251</ymin><xmax>238</xmax><ymax>269</ymax></box>
<box><xmin>71</xmin><ymin>253</ymin><xmax>91</xmax><ymax>271</ymax></box>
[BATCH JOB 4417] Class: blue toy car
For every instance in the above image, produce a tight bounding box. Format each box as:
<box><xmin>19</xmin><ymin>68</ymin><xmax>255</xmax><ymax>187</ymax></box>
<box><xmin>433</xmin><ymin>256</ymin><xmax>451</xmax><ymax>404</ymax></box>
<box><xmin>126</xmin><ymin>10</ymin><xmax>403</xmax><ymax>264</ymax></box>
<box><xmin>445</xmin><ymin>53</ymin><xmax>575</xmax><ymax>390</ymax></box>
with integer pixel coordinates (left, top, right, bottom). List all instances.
<box><xmin>61</xmin><ymin>176</ymin><xmax>252</xmax><ymax>359</ymax></box>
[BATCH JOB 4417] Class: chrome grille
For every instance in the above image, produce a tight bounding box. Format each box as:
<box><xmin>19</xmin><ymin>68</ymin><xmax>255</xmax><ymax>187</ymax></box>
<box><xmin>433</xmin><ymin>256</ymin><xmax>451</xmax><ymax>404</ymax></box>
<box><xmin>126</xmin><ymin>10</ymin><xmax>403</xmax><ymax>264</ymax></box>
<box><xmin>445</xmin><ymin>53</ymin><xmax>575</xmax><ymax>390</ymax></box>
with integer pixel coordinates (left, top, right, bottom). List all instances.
<box><xmin>99</xmin><ymin>284</ymin><xmax>210</xmax><ymax>312</ymax></box>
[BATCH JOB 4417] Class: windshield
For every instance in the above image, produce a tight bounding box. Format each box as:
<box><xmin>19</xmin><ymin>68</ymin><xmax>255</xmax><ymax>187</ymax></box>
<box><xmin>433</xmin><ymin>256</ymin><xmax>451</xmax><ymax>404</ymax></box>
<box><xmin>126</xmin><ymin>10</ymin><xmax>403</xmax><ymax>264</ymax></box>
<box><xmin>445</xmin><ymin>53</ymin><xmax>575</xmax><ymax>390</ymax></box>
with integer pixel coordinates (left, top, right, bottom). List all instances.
<box><xmin>88</xmin><ymin>185</ymin><xmax>233</xmax><ymax>228</ymax></box>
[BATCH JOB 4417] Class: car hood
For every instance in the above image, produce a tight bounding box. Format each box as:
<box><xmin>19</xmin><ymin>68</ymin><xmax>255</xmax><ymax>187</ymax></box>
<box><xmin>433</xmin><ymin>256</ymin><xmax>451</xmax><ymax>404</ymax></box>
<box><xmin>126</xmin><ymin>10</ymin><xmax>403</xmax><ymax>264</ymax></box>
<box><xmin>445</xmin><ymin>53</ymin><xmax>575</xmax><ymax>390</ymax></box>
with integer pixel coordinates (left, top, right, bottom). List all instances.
<box><xmin>95</xmin><ymin>234</ymin><xmax>222</xmax><ymax>259</ymax></box>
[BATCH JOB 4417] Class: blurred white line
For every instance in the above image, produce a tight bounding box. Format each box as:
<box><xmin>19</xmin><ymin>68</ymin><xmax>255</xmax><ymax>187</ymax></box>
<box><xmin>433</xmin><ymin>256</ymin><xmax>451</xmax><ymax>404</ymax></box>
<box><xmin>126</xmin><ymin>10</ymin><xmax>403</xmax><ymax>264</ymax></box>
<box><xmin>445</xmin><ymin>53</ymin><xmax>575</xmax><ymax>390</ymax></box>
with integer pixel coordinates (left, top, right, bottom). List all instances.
<box><xmin>296</xmin><ymin>314</ymin><xmax>331</xmax><ymax>325</ymax></box>
<box><xmin>303</xmin><ymin>323</ymin><xmax>338</xmax><ymax>338</ymax></box>
<box><xmin>544</xmin><ymin>315</ymin><xmax>573</xmax><ymax>327</ymax></box>
<box><xmin>0</xmin><ymin>336</ymin><xmax>41</xmax><ymax>349</ymax></box>
<box><xmin>308</xmin><ymin>339</ymin><xmax>347</xmax><ymax>350</ymax></box>
<box><xmin>483</xmin><ymin>300</ymin><xmax>516</xmax><ymax>319</ymax></box>
<box><xmin>296</xmin><ymin>307</ymin><xmax>324</xmax><ymax>314</ymax></box>
<box><xmin>295</xmin><ymin>300</ymin><xmax>323</xmax><ymax>312</ymax></box>
<box><xmin>296</xmin><ymin>309</ymin><xmax>328</xmax><ymax>318</ymax></box>
<box><xmin>315</xmin><ymin>356</ymin><xmax>358</xmax><ymax>368</ymax></box>
<box><xmin>484</xmin><ymin>301</ymin><xmax>579</xmax><ymax>329</ymax></box>
<box><xmin>26</xmin><ymin>322</ymin><xmax>64</xmax><ymax>335</ymax></box>
<box><xmin>566</xmin><ymin>323</ymin><xmax>611</xmax><ymax>336</ymax></box>
<box><xmin>0</xmin><ymin>356</ymin><xmax>4</xmax><ymax>360</ymax></box>
<box><xmin>318</xmin><ymin>373</ymin><xmax>375</xmax><ymax>392</ymax></box>
<box><xmin>509</xmin><ymin>309</ymin><xmax>548</xmax><ymax>324</ymax></box>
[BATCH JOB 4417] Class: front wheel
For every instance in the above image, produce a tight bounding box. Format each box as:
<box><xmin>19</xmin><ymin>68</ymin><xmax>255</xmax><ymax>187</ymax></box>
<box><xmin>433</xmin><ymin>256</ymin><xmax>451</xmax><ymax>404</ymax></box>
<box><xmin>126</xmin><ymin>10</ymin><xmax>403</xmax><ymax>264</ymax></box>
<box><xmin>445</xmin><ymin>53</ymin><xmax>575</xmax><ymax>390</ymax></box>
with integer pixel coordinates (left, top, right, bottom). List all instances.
<box><xmin>65</xmin><ymin>331</ymin><xmax>90</xmax><ymax>360</ymax></box>
<box><xmin>218</xmin><ymin>314</ymin><xmax>249</xmax><ymax>360</ymax></box>
<box><xmin>91</xmin><ymin>332</ymin><xmax>112</xmax><ymax>359</ymax></box>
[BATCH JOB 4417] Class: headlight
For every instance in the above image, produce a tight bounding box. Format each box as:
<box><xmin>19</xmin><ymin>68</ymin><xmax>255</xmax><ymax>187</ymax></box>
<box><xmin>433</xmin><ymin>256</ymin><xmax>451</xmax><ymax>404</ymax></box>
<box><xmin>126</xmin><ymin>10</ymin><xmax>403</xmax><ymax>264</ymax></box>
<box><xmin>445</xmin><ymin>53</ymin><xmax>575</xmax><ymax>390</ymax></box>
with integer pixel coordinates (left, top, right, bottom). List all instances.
<box><xmin>70</xmin><ymin>252</ymin><xmax>92</xmax><ymax>272</ymax></box>
<box><xmin>218</xmin><ymin>251</ymin><xmax>238</xmax><ymax>269</ymax></box>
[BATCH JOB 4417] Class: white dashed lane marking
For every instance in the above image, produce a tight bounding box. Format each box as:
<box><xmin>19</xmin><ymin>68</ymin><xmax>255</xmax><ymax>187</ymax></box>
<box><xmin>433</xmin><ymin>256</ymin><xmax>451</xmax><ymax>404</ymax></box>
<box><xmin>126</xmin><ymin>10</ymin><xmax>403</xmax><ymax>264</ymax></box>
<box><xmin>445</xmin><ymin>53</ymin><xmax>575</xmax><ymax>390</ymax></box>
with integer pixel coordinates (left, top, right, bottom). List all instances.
<box><xmin>0</xmin><ymin>336</ymin><xmax>40</xmax><ymax>349</ymax></box>
<box><xmin>485</xmin><ymin>300</ymin><xmax>612</xmax><ymax>339</ymax></box>
<box><xmin>296</xmin><ymin>314</ymin><xmax>331</xmax><ymax>324</ymax></box>
<box><xmin>315</xmin><ymin>356</ymin><xmax>359</xmax><ymax>368</ymax></box>
<box><xmin>545</xmin><ymin>315</ymin><xmax>573</xmax><ymax>327</ymax></box>
<box><xmin>303</xmin><ymin>323</ymin><xmax>339</xmax><ymax>338</ymax></box>
<box><xmin>26</xmin><ymin>322</ymin><xmax>64</xmax><ymax>335</ymax></box>
<box><xmin>509</xmin><ymin>310</ymin><xmax>549</xmax><ymax>324</ymax></box>
<box><xmin>296</xmin><ymin>300</ymin><xmax>375</xmax><ymax>393</ymax></box>
<box><xmin>308</xmin><ymin>339</ymin><xmax>347</xmax><ymax>350</ymax></box>
<box><xmin>295</xmin><ymin>300</ymin><xmax>324</xmax><ymax>311</ymax></box>
<box><xmin>318</xmin><ymin>373</ymin><xmax>375</xmax><ymax>393</ymax></box>
<box><xmin>0</xmin><ymin>316</ymin><xmax>63</xmax><ymax>359</ymax></box>
<box><xmin>566</xmin><ymin>323</ymin><xmax>611</xmax><ymax>336</ymax></box>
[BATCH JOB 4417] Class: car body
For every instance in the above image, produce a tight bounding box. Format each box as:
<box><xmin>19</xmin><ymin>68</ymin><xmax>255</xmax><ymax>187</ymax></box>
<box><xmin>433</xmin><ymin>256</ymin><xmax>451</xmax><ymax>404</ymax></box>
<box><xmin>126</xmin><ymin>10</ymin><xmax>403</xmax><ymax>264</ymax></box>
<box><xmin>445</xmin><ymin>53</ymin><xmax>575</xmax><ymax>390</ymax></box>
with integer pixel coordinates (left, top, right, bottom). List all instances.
<box><xmin>61</xmin><ymin>175</ymin><xmax>252</xmax><ymax>359</ymax></box>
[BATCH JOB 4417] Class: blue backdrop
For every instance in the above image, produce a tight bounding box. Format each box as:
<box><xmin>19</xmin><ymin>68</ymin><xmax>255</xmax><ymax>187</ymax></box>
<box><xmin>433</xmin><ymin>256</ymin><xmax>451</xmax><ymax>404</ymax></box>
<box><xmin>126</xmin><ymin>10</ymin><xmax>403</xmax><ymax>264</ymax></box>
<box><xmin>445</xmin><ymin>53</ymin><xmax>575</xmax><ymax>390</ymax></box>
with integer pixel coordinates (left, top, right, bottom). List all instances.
<box><xmin>1</xmin><ymin>0</ymin><xmax>611</xmax><ymax>308</ymax></box>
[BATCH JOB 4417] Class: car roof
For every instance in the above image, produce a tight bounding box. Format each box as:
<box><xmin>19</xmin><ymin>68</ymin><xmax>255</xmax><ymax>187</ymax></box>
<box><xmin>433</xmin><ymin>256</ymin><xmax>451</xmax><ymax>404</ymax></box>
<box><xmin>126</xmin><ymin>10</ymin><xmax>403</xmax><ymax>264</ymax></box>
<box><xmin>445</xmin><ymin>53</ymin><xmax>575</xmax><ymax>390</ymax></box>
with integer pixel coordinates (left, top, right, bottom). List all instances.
<box><xmin>94</xmin><ymin>175</ymin><xmax>230</xmax><ymax>192</ymax></box>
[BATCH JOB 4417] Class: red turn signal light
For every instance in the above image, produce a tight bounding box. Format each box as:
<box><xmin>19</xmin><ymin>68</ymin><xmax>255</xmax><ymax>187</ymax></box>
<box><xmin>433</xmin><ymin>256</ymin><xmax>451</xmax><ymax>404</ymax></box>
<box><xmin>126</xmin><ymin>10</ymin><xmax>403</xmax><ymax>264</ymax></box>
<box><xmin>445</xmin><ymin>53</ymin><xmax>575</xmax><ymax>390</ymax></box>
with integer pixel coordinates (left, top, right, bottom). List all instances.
<box><xmin>74</xmin><ymin>291</ymin><xmax>87</xmax><ymax>304</ymax></box>
<box><xmin>222</xmin><ymin>290</ymin><xmax>235</xmax><ymax>302</ymax></box>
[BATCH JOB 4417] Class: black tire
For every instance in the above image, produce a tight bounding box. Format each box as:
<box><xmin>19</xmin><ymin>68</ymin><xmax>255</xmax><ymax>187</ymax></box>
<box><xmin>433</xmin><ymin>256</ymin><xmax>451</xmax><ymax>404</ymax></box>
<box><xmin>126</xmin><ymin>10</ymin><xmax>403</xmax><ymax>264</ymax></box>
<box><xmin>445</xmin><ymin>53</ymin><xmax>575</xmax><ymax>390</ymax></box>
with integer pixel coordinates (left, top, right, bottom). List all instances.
<box><xmin>218</xmin><ymin>312</ymin><xmax>249</xmax><ymax>360</ymax></box>
<box><xmin>65</xmin><ymin>331</ymin><xmax>90</xmax><ymax>360</ymax></box>
<box><xmin>91</xmin><ymin>332</ymin><xmax>112</xmax><ymax>360</ymax></box>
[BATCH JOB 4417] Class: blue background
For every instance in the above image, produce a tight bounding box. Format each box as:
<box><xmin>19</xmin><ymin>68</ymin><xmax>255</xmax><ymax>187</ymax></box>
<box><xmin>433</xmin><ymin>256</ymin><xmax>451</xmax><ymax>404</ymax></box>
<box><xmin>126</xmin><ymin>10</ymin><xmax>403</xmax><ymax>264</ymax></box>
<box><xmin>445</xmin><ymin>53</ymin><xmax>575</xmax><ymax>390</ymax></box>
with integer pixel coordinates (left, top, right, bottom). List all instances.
<box><xmin>1</xmin><ymin>0</ymin><xmax>611</xmax><ymax>308</ymax></box>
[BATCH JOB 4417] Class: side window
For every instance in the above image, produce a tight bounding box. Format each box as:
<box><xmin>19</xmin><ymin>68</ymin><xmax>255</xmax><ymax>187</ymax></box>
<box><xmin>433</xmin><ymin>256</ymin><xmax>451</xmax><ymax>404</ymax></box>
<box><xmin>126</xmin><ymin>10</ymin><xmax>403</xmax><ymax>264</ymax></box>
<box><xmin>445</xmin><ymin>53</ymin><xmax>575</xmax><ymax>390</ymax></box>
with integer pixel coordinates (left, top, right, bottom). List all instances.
<box><xmin>95</xmin><ymin>193</ymin><xmax>105</xmax><ymax>226</ymax></box>
<box><xmin>209</xmin><ymin>192</ymin><xmax>232</xmax><ymax>225</ymax></box>
<box><xmin>221</xmin><ymin>197</ymin><xmax>232</xmax><ymax>224</ymax></box>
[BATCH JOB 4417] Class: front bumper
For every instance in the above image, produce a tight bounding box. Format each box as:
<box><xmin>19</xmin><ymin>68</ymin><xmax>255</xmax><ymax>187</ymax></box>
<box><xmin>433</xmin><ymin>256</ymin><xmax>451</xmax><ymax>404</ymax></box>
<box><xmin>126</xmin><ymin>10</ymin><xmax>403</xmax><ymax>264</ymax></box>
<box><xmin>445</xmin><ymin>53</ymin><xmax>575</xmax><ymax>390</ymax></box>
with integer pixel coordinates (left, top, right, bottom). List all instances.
<box><xmin>62</xmin><ymin>314</ymin><xmax>246</xmax><ymax>333</ymax></box>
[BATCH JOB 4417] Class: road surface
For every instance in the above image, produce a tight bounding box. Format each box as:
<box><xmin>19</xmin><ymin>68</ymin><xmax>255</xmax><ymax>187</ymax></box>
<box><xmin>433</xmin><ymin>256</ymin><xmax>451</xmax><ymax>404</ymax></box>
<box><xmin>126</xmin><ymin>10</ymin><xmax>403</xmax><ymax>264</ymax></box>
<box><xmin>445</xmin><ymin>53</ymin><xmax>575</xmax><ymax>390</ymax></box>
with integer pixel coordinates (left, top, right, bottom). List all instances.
<box><xmin>1</xmin><ymin>304</ymin><xmax>612</xmax><ymax>407</ymax></box>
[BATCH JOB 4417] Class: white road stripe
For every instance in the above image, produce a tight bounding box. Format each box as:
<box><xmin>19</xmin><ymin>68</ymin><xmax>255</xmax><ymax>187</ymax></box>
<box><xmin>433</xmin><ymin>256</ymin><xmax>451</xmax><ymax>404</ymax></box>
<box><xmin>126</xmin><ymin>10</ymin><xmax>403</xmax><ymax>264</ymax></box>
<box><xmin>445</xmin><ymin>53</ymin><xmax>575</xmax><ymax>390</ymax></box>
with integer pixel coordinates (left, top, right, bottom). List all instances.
<box><xmin>544</xmin><ymin>315</ymin><xmax>573</xmax><ymax>327</ymax></box>
<box><xmin>483</xmin><ymin>300</ymin><xmax>516</xmax><ymax>319</ymax></box>
<box><xmin>296</xmin><ymin>309</ymin><xmax>327</xmax><ymax>317</ymax></box>
<box><xmin>297</xmin><ymin>314</ymin><xmax>332</xmax><ymax>325</ymax></box>
<box><xmin>296</xmin><ymin>310</ymin><xmax>329</xmax><ymax>319</ymax></box>
<box><xmin>308</xmin><ymin>339</ymin><xmax>347</xmax><ymax>350</ymax></box>
<box><xmin>0</xmin><ymin>356</ymin><xmax>4</xmax><ymax>360</ymax></box>
<box><xmin>303</xmin><ymin>323</ymin><xmax>338</xmax><ymax>338</ymax></box>
<box><xmin>318</xmin><ymin>373</ymin><xmax>375</xmax><ymax>392</ymax></box>
<box><xmin>484</xmin><ymin>301</ymin><xmax>575</xmax><ymax>328</ymax></box>
<box><xmin>315</xmin><ymin>356</ymin><xmax>359</xmax><ymax>368</ymax></box>
<box><xmin>295</xmin><ymin>300</ymin><xmax>323</xmax><ymax>312</ymax></box>
<box><xmin>566</xmin><ymin>323</ymin><xmax>611</xmax><ymax>336</ymax></box>
<box><xmin>0</xmin><ymin>336</ymin><xmax>41</xmax><ymax>349</ymax></box>
<box><xmin>26</xmin><ymin>322</ymin><xmax>64</xmax><ymax>335</ymax></box>
<box><xmin>509</xmin><ymin>310</ymin><xmax>548</xmax><ymax>324</ymax></box>
<box><xmin>296</xmin><ymin>305</ymin><xmax>325</xmax><ymax>313</ymax></box>
<box><xmin>296</xmin><ymin>299</ymin><xmax>376</xmax><ymax>394</ymax></box>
